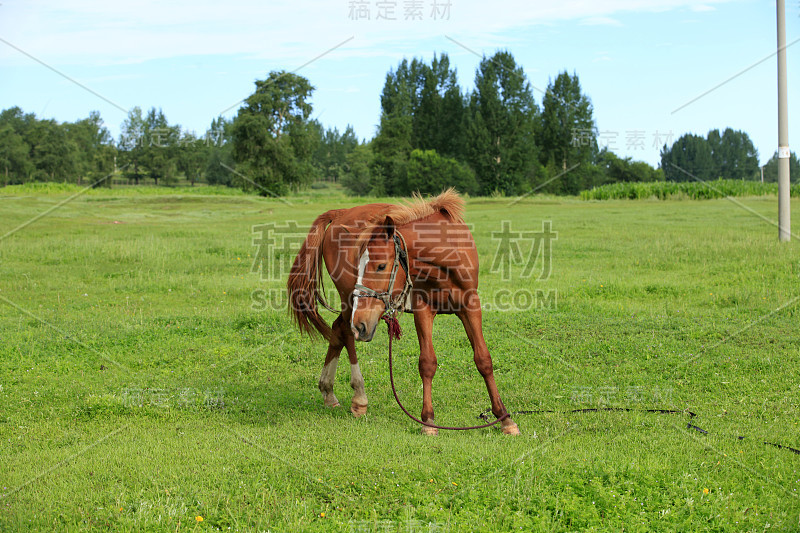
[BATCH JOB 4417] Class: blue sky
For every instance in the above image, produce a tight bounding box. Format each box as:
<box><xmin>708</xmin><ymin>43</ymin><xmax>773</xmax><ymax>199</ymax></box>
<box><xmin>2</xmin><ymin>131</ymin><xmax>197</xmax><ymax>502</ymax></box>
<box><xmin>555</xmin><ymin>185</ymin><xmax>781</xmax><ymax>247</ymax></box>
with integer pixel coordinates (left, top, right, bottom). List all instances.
<box><xmin>1</xmin><ymin>0</ymin><xmax>798</xmax><ymax>167</ymax></box>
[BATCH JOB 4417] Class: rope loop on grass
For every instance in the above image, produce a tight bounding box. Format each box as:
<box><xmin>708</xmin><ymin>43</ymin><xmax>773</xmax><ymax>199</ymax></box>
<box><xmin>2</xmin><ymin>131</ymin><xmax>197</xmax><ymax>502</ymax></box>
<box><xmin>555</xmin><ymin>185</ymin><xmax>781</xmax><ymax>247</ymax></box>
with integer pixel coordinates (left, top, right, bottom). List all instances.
<box><xmin>475</xmin><ymin>408</ymin><xmax>800</xmax><ymax>455</ymax></box>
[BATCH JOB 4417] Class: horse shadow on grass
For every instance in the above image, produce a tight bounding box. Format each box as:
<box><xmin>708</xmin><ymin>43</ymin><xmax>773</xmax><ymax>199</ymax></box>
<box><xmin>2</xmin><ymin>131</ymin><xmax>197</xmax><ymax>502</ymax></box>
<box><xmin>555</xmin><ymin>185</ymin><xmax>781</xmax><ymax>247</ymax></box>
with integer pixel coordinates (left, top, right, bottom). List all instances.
<box><xmin>209</xmin><ymin>379</ymin><xmax>368</xmax><ymax>429</ymax></box>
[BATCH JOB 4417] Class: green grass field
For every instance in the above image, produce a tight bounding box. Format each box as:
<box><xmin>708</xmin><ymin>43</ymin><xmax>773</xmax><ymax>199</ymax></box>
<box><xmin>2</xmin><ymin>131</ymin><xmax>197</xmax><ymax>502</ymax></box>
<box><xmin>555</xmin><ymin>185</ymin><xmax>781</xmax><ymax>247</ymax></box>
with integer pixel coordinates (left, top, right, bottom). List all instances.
<box><xmin>1</xmin><ymin>185</ymin><xmax>799</xmax><ymax>531</ymax></box>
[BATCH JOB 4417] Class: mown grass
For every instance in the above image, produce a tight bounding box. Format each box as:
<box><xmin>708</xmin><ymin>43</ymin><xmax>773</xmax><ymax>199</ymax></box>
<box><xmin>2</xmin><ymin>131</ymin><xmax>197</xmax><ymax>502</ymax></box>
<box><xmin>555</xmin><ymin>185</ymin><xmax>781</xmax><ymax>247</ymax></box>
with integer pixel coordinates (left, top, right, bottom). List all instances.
<box><xmin>581</xmin><ymin>179</ymin><xmax>800</xmax><ymax>201</ymax></box>
<box><xmin>0</xmin><ymin>186</ymin><xmax>799</xmax><ymax>531</ymax></box>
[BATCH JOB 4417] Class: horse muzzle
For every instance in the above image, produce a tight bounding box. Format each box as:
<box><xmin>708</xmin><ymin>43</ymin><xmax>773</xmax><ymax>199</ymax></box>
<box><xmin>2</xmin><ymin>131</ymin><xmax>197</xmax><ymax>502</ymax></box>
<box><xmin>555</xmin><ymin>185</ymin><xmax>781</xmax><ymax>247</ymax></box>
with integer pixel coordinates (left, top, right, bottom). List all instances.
<box><xmin>352</xmin><ymin>319</ymin><xmax>378</xmax><ymax>342</ymax></box>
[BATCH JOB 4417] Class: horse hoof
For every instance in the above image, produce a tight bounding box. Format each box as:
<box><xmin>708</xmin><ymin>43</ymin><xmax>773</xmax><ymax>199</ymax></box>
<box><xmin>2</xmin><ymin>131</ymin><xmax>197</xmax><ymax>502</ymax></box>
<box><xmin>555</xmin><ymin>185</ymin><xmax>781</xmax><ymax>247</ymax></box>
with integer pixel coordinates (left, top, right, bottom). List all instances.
<box><xmin>502</xmin><ymin>421</ymin><xmax>520</xmax><ymax>435</ymax></box>
<box><xmin>323</xmin><ymin>395</ymin><xmax>340</xmax><ymax>408</ymax></box>
<box><xmin>421</xmin><ymin>425</ymin><xmax>439</xmax><ymax>436</ymax></box>
<box><xmin>350</xmin><ymin>402</ymin><xmax>368</xmax><ymax>417</ymax></box>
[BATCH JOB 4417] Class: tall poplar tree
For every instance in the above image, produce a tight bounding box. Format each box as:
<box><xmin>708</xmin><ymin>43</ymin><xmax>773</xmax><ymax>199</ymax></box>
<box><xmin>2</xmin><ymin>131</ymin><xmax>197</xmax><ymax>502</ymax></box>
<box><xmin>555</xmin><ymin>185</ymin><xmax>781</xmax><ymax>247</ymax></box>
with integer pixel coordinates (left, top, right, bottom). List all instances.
<box><xmin>465</xmin><ymin>51</ymin><xmax>538</xmax><ymax>195</ymax></box>
<box><xmin>538</xmin><ymin>71</ymin><xmax>596</xmax><ymax>193</ymax></box>
<box><xmin>119</xmin><ymin>107</ymin><xmax>146</xmax><ymax>184</ymax></box>
<box><xmin>373</xmin><ymin>54</ymin><xmax>466</xmax><ymax>195</ymax></box>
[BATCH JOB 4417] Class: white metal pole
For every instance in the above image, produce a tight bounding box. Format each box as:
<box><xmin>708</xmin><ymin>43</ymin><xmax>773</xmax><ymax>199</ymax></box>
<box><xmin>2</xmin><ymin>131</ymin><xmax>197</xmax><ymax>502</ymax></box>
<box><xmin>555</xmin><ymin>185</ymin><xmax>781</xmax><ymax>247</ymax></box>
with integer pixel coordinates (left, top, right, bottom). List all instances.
<box><xmin>777</xmin><ymin>0</ymin><xmax>791</xmax><ymax>241</ymax></box>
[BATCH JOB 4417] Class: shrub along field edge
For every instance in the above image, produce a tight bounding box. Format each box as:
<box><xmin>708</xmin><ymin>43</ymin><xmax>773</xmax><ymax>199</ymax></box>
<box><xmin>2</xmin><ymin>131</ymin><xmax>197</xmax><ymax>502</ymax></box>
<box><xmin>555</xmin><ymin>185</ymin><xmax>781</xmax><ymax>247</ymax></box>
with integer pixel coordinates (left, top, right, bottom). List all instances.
<box><xmin>581</xmin><ymin>179</ymin><xmax>800</xmax><ymax>201</ymax></box>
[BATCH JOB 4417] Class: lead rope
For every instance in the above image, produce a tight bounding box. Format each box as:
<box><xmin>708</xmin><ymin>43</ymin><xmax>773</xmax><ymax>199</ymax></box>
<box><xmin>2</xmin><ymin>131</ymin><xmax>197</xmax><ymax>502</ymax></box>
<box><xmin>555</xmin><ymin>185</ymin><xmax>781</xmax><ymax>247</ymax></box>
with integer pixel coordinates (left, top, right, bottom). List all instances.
<box><xmin>383</xmin><ymin>315</ymin><xmax>511</xmax><ymax>431</ymax></box>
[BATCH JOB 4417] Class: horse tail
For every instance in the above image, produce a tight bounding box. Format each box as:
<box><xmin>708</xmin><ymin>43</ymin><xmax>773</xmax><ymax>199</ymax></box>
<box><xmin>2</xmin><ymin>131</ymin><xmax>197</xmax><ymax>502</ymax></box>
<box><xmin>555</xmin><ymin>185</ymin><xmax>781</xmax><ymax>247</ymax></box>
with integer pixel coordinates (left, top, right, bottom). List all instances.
<box><xmin>287</xmin><ymin>209</ymin><xmax>344</xmax><ymax>342</ymax></box>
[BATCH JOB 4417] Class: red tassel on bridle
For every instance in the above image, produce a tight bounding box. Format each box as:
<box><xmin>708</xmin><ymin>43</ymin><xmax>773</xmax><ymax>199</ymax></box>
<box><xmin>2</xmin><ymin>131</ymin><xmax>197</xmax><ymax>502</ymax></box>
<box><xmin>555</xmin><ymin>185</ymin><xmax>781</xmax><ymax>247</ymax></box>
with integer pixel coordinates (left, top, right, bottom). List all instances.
<box><xmin>382</xmin><ymin>315</ymin><xmax>402</xmax><ymax>340</ymax></box>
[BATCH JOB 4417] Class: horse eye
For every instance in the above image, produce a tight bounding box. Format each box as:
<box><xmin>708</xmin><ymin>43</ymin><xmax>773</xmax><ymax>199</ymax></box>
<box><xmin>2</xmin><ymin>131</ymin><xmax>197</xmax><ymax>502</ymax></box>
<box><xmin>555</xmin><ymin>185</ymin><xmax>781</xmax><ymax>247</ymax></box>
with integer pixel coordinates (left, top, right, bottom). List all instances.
<box><xmin>376</xmin><ymin>263</ymin><xmax>387</xmax><ymax>272</ymax></box>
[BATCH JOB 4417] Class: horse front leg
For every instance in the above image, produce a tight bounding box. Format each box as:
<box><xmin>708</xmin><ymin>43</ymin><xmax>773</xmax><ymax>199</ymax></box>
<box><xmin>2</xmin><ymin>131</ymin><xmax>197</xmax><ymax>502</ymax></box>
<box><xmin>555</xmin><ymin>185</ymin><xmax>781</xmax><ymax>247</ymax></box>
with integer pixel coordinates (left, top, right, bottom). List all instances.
<box><xmin>319</xmin><ymin>313</ymin><xmax>368</xmax><ymax>417</ymax></box>
<box><xmin>413</xmin><ymin>304</ymin><xmax>438</xmax><ymax>435</ymax></box>
<box><xmin>457</xmin><ymin>299</ymin><xmax>520</xmax><ymax>435</ymax></box>
<box><xmin>344</xmin><ymin>322</ymin><xmax>368</xmax><ymax>418</ymax></box>
<box><xmin>319</xmin><ymin>315</ymin><xmax>345</xmax><ymax>408</ymax></box>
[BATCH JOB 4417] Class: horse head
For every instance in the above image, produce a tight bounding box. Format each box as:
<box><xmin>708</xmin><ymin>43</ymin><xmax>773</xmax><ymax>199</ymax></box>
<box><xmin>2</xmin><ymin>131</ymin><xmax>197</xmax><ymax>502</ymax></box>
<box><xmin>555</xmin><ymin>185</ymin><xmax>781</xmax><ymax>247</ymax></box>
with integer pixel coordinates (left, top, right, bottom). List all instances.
<box><xmin>350</xmin><ymin>216</ymin><xmax>409</xmax><ymax>342</ymax></box>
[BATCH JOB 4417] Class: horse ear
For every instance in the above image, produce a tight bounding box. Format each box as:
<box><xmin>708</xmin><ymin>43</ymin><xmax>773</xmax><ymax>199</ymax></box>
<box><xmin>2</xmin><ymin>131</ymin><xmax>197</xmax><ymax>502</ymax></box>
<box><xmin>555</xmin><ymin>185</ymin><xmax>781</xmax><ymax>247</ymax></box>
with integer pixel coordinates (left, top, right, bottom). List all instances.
<box><xmin>383</xmin><ymin>216</ymin><xmax>395</xmax><ymax>240</ymax></box>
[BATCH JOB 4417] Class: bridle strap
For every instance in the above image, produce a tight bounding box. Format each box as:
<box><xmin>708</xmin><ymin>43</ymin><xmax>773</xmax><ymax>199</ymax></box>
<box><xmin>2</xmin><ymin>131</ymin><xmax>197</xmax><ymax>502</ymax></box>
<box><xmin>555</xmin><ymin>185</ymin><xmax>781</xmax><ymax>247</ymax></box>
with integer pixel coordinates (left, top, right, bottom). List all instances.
<box><xmin>353</xmin><ymin>232</ymin><xmax>413</xmax><ymax>317</ymax></box>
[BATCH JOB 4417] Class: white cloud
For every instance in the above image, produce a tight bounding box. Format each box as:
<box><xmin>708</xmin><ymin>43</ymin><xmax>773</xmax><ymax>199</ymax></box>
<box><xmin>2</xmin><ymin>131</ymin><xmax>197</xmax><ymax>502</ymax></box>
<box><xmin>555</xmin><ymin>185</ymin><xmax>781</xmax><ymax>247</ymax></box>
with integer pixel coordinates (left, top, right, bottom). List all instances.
<box><xmin>0</xmin><ymin>0</ymin><xmax>735</xmax><ymax>67</ymax></box>
<box><xmin>580</xmin><ymin>17</ymin><xmax>623</xmax><ymax>27</ymax></box>
<box><xmin>690</xmin><ymin>4</ymin><xmax>717</xmax><ymax>12</ymax></box>
<box><xmin>592</xmin><ymin>52</ymin><xmax>613</xmax><ymax>62</ymax></box>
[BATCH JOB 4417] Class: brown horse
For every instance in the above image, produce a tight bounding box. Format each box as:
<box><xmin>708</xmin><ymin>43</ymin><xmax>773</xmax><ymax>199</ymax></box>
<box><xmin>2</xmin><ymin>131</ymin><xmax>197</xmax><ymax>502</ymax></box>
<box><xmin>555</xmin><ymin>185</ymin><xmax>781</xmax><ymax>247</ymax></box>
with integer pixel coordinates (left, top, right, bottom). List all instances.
<box><xmin>287</xmin><ymin>189</ymin><xmax>519</xmax><ymax>435</ymax></box>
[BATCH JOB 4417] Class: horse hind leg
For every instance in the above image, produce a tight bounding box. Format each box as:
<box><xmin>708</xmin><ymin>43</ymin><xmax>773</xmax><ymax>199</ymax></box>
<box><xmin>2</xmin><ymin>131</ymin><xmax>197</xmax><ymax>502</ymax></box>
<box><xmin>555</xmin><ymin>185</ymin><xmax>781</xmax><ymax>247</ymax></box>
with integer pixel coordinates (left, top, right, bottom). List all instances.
<box><xmin>457</xmin><ymin>304</ymin><xmax>520</xmax><ymax>435</ymax></box>
<box><xmin>414</xmin><ymin>304</ymin><xmax>439</xmax><ymax>435</ymax></box>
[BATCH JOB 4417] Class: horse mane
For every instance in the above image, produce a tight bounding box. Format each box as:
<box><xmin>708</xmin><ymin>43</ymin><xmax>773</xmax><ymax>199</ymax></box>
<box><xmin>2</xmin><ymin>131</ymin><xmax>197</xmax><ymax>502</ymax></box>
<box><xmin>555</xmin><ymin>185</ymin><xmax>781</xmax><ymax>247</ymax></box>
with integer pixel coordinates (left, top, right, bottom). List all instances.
<box><xmin>387</xmin><ymin>187</ymin><xmax>465</xmax><ymax>226</ymax></box>
<box><xmin>356</xmin><ymin>188</ymin><xmax>465</xmax><ymax>248</ymax></box>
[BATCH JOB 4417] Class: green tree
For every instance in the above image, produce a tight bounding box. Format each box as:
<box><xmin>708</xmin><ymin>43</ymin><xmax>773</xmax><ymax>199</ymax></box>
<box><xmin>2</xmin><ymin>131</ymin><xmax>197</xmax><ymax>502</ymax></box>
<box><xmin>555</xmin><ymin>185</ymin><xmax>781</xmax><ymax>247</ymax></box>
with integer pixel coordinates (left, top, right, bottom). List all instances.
<box><xmin>406</xmin><ymin>149</ymin><xmax>479</xmax><ymax>196</ymax></box>
<box><xmin>1</xmin><ymin>107</ymin><xmax>117</xmax><ymax>185</ymax></box>
<box><xmin>707</xmin><ymin>128</ymin><xmax>759</xmax><ymax>180</ymax></box>
<box><xmin>465</xmin><ymin>51</ymin><xmax>539</xmax><ymax>195</ymax></box>
<box><xmin>118</xmin><ymin>107</ymin><xmax>146</xmax><ymax>184</ymax></box>
<box><xmin>596</xmin><ymin>149</ymin><xmax>662</xmax><ymax>184</ymax></box>
<box><xmin>312</xmin><ymin>123</ymin><xmax>359</xmax><ymax>181</ymax></box>
<box><xmin>412</xmin><ymin>54</ymin><xmax>466</xmax><ymax>159</ymax></box>
<box><xmin>538</xmin><ymin>71</ymin><xmax>596</xmax><ymax>194</ymax></box>
<box><xmin>176</xmin><ymin>131</ymin><xmax>207</xmax><ymax>186</ymax></box>
<box><xmin>64</xmin><ymin>111</ymin><xmax>115</xmax><ymax>185</ymax></box>
<box><xmin>94</xmin><ymin>144</ymin><xmax>117</xmax><ymax>187</ymax></box>
<box><xmin>0</xmin><ymin>124</ymin><xmax>32</xmax><ymax>184</ymax></box>
<box><xmin>660</xmin><ymin>134</ymin><xmax>714</xmax><ymax>182</ymax></box>
<box><xmin>0</xmin><ymin>107</ymin><xmax>35</xmax><ymax>135</ymax></box>
<box><xmin>762</xmin><ymin>150</ymin><xmax>800</xmax><ymax>184</ymax></box>
<box><xmin>141</xmin><ymin>108</ymin><xmax>179</xmax><ymax>186</ymax></box>
<box><xmin>372</xmin><ymin>117</ymin><xmax>411</xmax><ymax>195</ymax></box>
<box><xmin>341</xmin><ymin>144</ymin><xmax>383</xmax><ymax>196</ymax></box>
<box><xmin>204</xmin><ymin>117</ymin><xmax>235</xmax><ymax>186</ymax></box>
<box><xmin>28</xmin><ymin>120</ymin><xmax>77</xmax><ymax>182</ymax></box>
<box><xmin>373</xmin><ymin>54</ymin><xmax>466</xmax><ymax>195</ymax></box>
<box><xmin>373</xmin><ymin>60</ymin><xmax>415</xmax><ymax>195</ymax></box>
<box><xmin>231</xmin><ymin>71</ymin><xmax>316</xmax><ymax>195</ymax></box>
<box><xmin>0</xmin><ymin>107</ymin><xmax>36</xmax><ymax>184</ymax></box>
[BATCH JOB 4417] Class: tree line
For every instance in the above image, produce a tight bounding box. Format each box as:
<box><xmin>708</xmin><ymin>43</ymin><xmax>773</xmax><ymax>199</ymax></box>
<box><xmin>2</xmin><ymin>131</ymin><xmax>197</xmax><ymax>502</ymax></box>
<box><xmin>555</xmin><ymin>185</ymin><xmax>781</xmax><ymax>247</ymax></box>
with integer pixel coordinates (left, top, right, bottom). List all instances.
<box><xmin>2</xmin><ymin>50</ymin><xmax>795</xmax><ymax>194</ymax></box>
<box><xmin>324</xmin><ymin>52</ymin><xmax>664</xmax><ymax>196</ymax></box>
<box><xmin>660</xmin><ymin>128</ymin><xmax>799</xmax><ymax>184</ymax></box>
